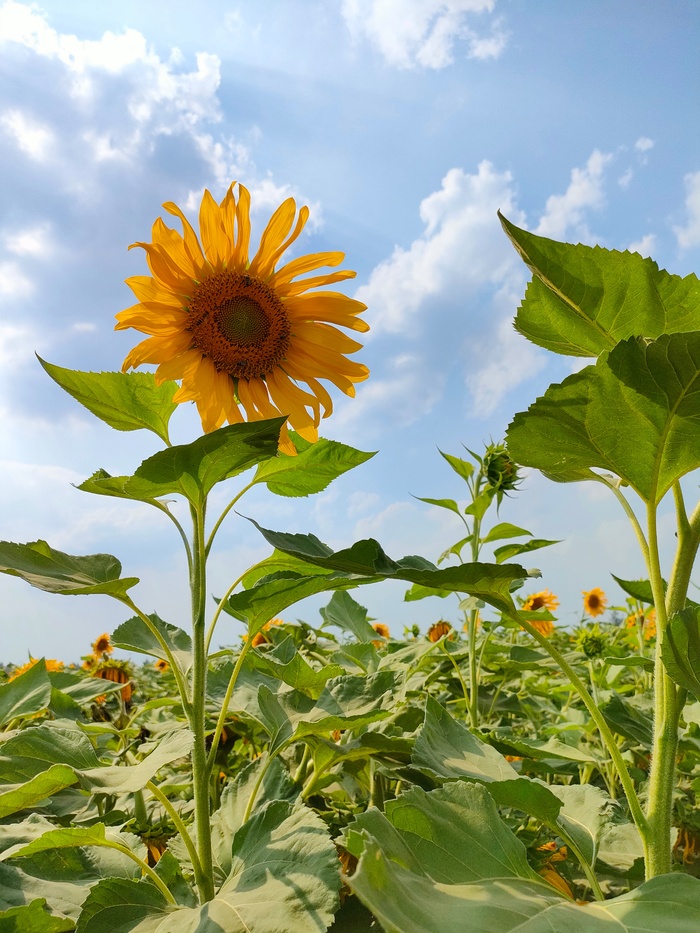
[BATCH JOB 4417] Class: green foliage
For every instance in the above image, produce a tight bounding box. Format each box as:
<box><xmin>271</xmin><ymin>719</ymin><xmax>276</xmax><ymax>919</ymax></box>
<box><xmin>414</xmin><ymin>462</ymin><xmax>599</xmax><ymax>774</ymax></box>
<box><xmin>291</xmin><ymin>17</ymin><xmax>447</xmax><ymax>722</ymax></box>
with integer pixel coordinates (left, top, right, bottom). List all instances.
<box><xmin>39</xmin><ymin>359</ymin><xmax>178</xmax><ymax>443</ymax></box>
<box><xmin>0</xmin><ymin>541</ymin><xmax>138</xmax><ymax>597</ymax></box>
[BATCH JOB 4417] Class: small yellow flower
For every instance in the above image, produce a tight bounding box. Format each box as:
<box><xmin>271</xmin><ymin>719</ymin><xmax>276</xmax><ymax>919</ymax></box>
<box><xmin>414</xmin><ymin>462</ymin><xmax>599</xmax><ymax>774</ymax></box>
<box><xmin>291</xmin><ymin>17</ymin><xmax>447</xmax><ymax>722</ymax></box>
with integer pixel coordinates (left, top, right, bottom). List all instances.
<box><xmin>582</xmin><ymin>587</ymin><xmax>607</xmax><ymax>617</ymax></box>
<box><xmin>92</xmin><ymin>633</ymin><xmax>113</xmax><ymax>656</ymax></box>
<box><xmin>371</xmin><ymin>622</ymin><xmax>390</xmax><ymax>647</ymax></box>
<box><xmin>116</xmin><ymin>184</ymin><xmax>369</xmax><ymax>455</ymax></box>
<box><xmin>427</xmin><ymin>621</ymin><xmax>453</xmax><ymax>642</ymax></box>
<box><xmin>154</xmin><ymin>659</ymin><xmax>170</xmax><ymax>673</ymax></box>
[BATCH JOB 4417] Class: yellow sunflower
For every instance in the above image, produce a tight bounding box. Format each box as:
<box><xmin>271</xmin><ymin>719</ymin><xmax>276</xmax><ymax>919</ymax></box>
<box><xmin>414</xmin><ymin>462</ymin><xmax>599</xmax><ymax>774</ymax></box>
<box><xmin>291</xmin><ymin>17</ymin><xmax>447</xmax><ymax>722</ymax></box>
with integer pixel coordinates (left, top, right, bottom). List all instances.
<box><xmin>427</xmin><ymin>620</ymin><xmax>453</xmax><ymax>642</ymax></box>
<box><xmin>116</xmin><ymin>183</ymin><xmax>369</xmax><ymax>455</ymax></box>
<box><xmin>521</xmin><ymin>590</ymin><xmax>559</xmax><ymax>614</ymax></box>
<box><xmin>92</xmin><ymin>632</ymin><xmax>113</xmax><ymax>656</ymax></box>
<box><xmin>582</xmin><ymin>587</ymin><xmax>607</xmax><ymax>618</ymax></box>
<box><xmin>9</xmin><ymin>657</ymin><xmax>63</xmax><ymax>680</ymax></box>
<box><xmin>371</xmin><ymin>622</ymin><xmax>390</xmax><ymax>647</ymax></box>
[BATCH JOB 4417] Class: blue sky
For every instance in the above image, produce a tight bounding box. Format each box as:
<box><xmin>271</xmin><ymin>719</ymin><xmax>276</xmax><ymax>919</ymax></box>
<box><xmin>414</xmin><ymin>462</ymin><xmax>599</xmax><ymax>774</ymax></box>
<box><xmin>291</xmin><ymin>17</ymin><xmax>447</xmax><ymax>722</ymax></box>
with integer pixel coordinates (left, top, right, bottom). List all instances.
<box><xmin>1</xmin><ymin>0</ymin><xmax>699</xmax><ymax>662</ymax></box>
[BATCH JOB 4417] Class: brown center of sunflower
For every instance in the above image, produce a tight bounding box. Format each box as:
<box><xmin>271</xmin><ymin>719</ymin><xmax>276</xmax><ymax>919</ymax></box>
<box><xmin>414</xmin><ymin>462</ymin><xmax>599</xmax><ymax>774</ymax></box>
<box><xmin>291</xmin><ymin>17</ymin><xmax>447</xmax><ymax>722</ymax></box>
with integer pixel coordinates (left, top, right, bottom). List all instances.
<box><xmin>529</xmin><ymin>596</ymin><xmax>545</xmax><ymax>610</ymax></box>
<box><xmin>186</xmin><ymin>271</ymin><xmax>291</xmax><ymax>379</ymax></box>
<box><xmin>588</xmin><ymin>595</ymin><xmax>600</xmax><ymax>609</ymax></box>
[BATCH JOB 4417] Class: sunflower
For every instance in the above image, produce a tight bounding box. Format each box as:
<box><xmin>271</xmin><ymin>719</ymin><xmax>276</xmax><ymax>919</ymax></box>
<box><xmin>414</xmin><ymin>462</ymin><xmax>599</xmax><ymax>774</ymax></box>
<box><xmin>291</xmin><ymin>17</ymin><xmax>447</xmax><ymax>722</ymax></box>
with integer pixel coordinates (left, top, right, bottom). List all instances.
<box><xmin>370</xmin><ymin>622</ymin><xmax>390</xmax><ymax>648</ymax></box>
<box><xmin>427</xmin><ymin>620</ymin><xmax>453</xmax><ymax>642</ymax></box>
<box><xmin>582</xmin><ymin>587</ymin><xmax>607</xmax><ymax>618</ymax></box>
<box><xmin>154</xmin><ymin>658</ymin><xmax>170</xmax><ymax>673</ymax></box>
<box><xmin>527</xmin><ymin>618</ymin><xmax>555</xmax><ymax>637</ymax></box>
<box><xmin>245</xmin><ymin>617</ymin><xmax>283</xmax><ymax>648</ymax></box>
<box><xmin>8</xmin><ymin>657</ymin><xmax>63</xmax><ymax>681</ymax></box>
<box><xmin>92</xmin><ymin>632</ymin><xmax>113</xmax><ymax>656</ymax></box>
<box><xmin>521</xmin><ymin>590</ymin><xmax>559</xmax><ymax>614</ymax></box>
<box><xmin>625</xmin><ymin>608</ymin><xmax>657</xmax><ymax>640</ymax></box>
<box><xmin>116</xmin><ymin>183</ymin><xmax>369</xmax><ymax>454</ymax></box>
<box><xmin>92</xmin><ymin>660</ymin><xmax>133</xmax><ymax>703</ymax></box>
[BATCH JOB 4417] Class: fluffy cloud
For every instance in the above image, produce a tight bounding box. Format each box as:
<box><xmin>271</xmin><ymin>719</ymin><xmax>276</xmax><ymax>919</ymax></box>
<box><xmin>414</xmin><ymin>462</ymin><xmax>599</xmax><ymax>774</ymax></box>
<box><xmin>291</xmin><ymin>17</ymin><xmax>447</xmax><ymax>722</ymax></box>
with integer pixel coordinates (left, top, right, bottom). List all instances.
<box><xmin>673</xmin><ymin>171</ymin><xmax>700</xmax><ymax>250</ymax></box>
<box><xmin>356</xmin><ymin>161</ymin><xmax>522</xmax><ymax>334</ymax></box>
<box><xmin>627</xmin><ymin>233</ymin><xmax>657</xmax><ymax>257</ymax></box>
<box><xmin>0</xmin><ymin>108</ymin><xmax>54</xmax><ymax>160</ymax></box>
<box><xmin>534</xmin><ymin>149</ymin><xmax>613</xmax><ymax>241</ymax></box>
<box><xmin>341</xmin><ymin>0</ymin><xmax>508</xmax><ymax>69</ymax></box>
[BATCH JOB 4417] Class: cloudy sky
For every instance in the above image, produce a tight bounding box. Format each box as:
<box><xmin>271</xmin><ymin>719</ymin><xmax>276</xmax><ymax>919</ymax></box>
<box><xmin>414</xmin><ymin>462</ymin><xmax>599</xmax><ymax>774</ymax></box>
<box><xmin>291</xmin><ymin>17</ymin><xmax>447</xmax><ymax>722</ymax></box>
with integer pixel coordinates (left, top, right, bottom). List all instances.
<box><xmin>1</xmin><ymin>0</ymin><xmax>699</xmax><ymax>662</ymax></box>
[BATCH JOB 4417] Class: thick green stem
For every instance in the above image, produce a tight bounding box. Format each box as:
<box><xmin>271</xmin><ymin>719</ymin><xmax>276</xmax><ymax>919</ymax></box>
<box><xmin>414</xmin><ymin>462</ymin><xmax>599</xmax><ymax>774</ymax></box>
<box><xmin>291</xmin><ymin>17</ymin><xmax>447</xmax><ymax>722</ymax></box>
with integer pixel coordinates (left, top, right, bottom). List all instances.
<box><xmin>644</xmin><ymin>490</ymin><xmax>700</xmax><ymax>878</ymax></box>
<box><xmin>514</xmin><ymin>614</ymin><xmax>648</xmax><ymax>842</ymax></box>
<box><xmin>190</xmin><ymin>502</ymin><xmax>215</xmax><ymax>903</ymax></box>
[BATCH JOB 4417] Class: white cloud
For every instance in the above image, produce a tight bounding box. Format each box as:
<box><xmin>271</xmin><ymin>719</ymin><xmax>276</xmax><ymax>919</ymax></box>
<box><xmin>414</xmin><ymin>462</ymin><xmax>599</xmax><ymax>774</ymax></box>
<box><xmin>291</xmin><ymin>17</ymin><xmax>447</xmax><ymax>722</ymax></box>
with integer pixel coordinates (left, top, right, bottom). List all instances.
<box><xmin>3</xmin><ymin>222</ymin><xmax>52</xmax><ymax>256</ymax></box>
<box><xmin>0</xmin><ymin>108</ymin><xmax>54</xmax><ymax>160</ymax></box>
<box><xmin>673</xmin><ymin>171</ymin><xmax>700</xmax><ymax>250</ymax></box>
<box><xmin>341</xmin><ymin>0</ymin><xmax>507</xmax><ymax>69</ymax></box>
<box><xmin>618</xmin><ymin>168</ymin><xmax>633</xmax><ymax>189</ymax></box>
<box><xmin>356</xmin><ymin>161</ymin><xmax>522</xmax><ymax>333</ymax></box>
<box><xmin>0</xmin><ymin>262</ymin><xmax>33</xmax><ymax>298</ymax></box>
<box><xmin>334</xmin><ymin>353</ymin><xmax>446</xmax><ymax>431</ymax></box>
<box><xmin>535</xmin><ymin>149</ymin><xmax>613</xmax><ymax>241</ymax></box>
<box><xmin>627</xmin><ymin>233</ymin><xmax>656</xmax><ymax>257</ymax></box>
<box><xmin>635</xmin><ymin>137</ymin><xmax>654</xmax><ymax>153</ymax></box>
<box><xmin>466</xmin><ymin>293</ymin><xmax>545</xmax><ymax>416</ymax></box>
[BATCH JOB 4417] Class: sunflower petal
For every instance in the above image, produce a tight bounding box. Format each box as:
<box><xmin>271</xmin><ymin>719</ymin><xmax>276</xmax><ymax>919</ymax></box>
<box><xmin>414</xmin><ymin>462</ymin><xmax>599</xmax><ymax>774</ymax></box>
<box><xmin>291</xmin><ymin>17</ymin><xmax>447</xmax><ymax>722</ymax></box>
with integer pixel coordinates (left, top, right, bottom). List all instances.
<box><xmin>249</xmin><ymin>198</ymin><xmax>296</xmax><ymax>277</ymax></box>
<box><xmin>199</xmin><ymin>189</ymin><xmax>228</xmax><ymax>269</ymax></box>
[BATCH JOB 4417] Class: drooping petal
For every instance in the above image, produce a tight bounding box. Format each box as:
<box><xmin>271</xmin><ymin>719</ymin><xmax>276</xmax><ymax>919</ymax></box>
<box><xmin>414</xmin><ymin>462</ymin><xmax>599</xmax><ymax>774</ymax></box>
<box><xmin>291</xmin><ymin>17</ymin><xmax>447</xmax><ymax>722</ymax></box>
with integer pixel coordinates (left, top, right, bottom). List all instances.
<box><xmin>248</xmin><ymin>198</ymin><xmax>297</xmax><ymax>277</ymax></box>
<box><xmin>199</xmin><ymin>189</ymin><xmax>228</xmax><ymax>269</ymax></box>
<box><xmin>271</xmin><ymin>251</ymin><xmax>345</xmax><ymax>288</ymax></box>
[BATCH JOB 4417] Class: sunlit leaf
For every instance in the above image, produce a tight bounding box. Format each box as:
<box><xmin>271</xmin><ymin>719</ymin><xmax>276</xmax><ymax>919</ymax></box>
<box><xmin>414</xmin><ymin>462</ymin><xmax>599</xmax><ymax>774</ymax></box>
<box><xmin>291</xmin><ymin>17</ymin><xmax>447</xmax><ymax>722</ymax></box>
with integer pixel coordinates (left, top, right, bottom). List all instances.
<box><xmin>39</xmin><ymin>359</ymin><xmax>178</xmax><ymax>444</ymax></box>
<box><xmin>499</xmin><ymin>214</ymin><xmax>700</xmax><ymax>358</ymax></box>
<box><xmin>0</xmin><ymin>540</ymin><xmax>139</xmax><ymax>598</ymax></box>
<box><xmin>662</xmin><ymin>607</ymin><xmax>700</xmax><ymax>699</ymax></box>
<box><xmin>0</xmin><ymin>766</ymin><xmax>78</xmax><ymax>820</ymax></box>
<box><xmin>253</xmin><ymin>435</ymin><xmax>375</xmax><ymax>497</ymax></box>
<box><xmin>119</xmin><ymin>418</ymin><xmax>285</xmax><ymax>504</ymax></box>
<box><xmin>79</xmin><ymin>731</ymin><xmax>192</xmax><ymax>794</ymax></box>
<box><xmin>0</xmin><ymin>660</ymin><xmax>52</xmax><ymax>729</ymax></box>
<box><xmin>507</xmin><ymin>333</ymin><xmax>700</xmax><ymax>504</ymax></box>
<box><xmin>320</xmin><ymin>590</ymin><xmax>378</xmax><ymax>642</ymax></box>
<box><xmin>0</xmin><ymin>898</ymin><xmax>75</xmax><ymax>932</ymax></box>
<box><xmin>0</xmin><ymin>722</ymin><xmax>100</xmax><ymax>781</ymax></box>
<box><xmin>112</xmin><ymin>614</ymin><xmax>192</xmax><ymax>673</ymax></box>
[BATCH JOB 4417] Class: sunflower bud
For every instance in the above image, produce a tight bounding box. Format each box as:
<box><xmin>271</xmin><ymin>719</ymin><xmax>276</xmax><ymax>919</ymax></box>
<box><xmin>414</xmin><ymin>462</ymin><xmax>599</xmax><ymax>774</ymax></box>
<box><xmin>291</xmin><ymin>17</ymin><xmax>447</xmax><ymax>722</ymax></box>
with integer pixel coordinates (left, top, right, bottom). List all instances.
<box><xmin>481</xmin><ymin>443</ymin><xmax>521</xmax><ymax>500</ymax></box>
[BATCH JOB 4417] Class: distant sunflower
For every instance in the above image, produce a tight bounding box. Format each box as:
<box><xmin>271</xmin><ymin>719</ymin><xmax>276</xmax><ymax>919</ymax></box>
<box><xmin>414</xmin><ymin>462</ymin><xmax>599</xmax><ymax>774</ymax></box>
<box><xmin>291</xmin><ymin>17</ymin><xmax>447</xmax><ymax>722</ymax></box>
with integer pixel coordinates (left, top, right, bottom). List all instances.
<box><xmin>246</xmin><ymin>617</ymin><xmax>283</xmax><ymax>648</ymax></box>
<box><xmin>521</xmin><ymin>590</ymin><xmax>559</xmax><ymax>614</ymax></box>
<box><xmin>528</xmin><ymin>618</ymin><xmax>555</xmax><ymax>638</ymax></box>
<box><xmin>116</xmin><ymin>183</ymin><xmax>369</xmax><ymax>454</ymax></box>
<box><xmin>582</xmin><ymin>588</ymin><xmax>607</xmax><ymax>618</ymax></box>
<box><xmin>154</xmin><ymin>659</ymin><xmax>170</xmax><ymax>673</ymax></box>
<box><xmin>427</xmin><ymin>620</ymin><xmax>453</xmax><ymax>642</ymax></box>
<box><xmin>371</xmin><ymin>622</ymin><xmax>390</xmax><ymax>647</ymax></box>
<box><xmin>9</xmin><ymin>657</ymin><xmax>63</xmax><ymax>681</ymax></box>
<box><xmin>92</xmin><ymin>633</ymin><xmax>113</xmax><ymax>656</ymax></box>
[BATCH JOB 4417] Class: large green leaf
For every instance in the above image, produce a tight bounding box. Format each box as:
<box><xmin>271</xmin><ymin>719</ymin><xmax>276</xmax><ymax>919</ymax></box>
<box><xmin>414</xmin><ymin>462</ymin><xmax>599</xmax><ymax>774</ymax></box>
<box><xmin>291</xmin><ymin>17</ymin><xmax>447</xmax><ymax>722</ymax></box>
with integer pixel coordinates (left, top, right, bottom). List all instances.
<box><xmin>500</xmin><ymin>214</ymin><xmax>700</xmax><ymax>358</ymax></box>
<box><xmin>111</xmin><ymin>614</ymin><xmax>192</xmax><ymax>673</ymax></box>
<box><xmin>0</xmin><ymin>660</ymin><xmax>52</xmax><ymax>729</ymax></box>
<box><xmin>39</xmin><ymin>359</ymin><xmax>178</xmax><ymax>444</ymax></box>
<box><xmin>662</xmin><ymin>607</ymin><xmax>700</xmax><ymax>699</ymax></box>
<box><xmin>0</xmin><ymin>541</ymin><xmax>138</xmax><ymax>598</ymax></box>
<box><xmin>75</xmin><ymin>801</ymin><xmax>339</xmax><ymax>933</ymax></box>
<box><xmin>246</xmin><ymin>520</ymin><xmax>528</xmax><ymax>615</ymax></box>
<box><xmin>4</xmin><ymin>825</ymin><xmax>145</xmax><ymax>863</ymax></box>
<box><xmin>79</xmin><ymin>731</ymin><xmax>192</xmax><ymax>794</ymax></box>
<box><xmin>320</xmin><ymin>591</ymin><xmax>379</xmax><ymax>642</ymax></box>
<box><xmin>249</xmin><ymin>637</ymin><xmax>344</xmax><ymax>698</ymax></box>
<box><xmin>0</xmin><ymin>767</ymin><xmax>78</xmax><ymax>819</ymax></box>
<box><xmin>118</xmin><ymin>418</ymin><xmax>285</xmax><ymax>504</ymax></box>
<box><xmin>346</xmin><ymin>780</ymin><xmax>700</xmax><ymax>932</ymax></box>
<box><xmin>412</xmin><ymin>696</ymin><xmax>519</xmax><ymax>783</ymax></box>
<box><xmin>0</xmin><ymin>898</ymin><xmax>74</xmax><ymax>932</ymax></box>
<box><xmin>0</xmin><ymin>723</ymin><xmax>100</xmax><ymax>781</ymax></box>
<box><xmin>253</xmin><ymin>434</ymin><xmax>375</xmax><ymax>497</ymax></box>
<box><xmin>507</xmin><ymin>333</ymin><xmax>700</xmax><ymax>504</ymax></box>
<box><xmin>344</xmin><ymin>782</ymin><xmax>541</xmax><ymax>885</ymax></box>
<box><xmin>223</xmin><ymin>570</ymin><xmax>357</xmax><ymax>640</ymax></box>
<box><xmin>599</xmin><ymin>693</ymin><xmax>653</xmax><ymax>747</ymax></box>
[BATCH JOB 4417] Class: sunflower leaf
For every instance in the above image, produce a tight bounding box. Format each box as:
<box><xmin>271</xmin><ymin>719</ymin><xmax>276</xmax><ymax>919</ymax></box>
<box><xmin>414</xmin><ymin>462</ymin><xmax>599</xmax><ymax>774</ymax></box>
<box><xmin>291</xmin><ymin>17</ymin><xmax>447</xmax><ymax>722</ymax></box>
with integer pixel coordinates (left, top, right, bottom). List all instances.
<box><xmin>245</xmin><ymin>518</ymin><xmax>529</xmax><ymax>615</ymax></box>
<box><xmin>0</xmin><ymin>899</ymin><xmax>75</xmax><ymax>932</ymax></box>
<box><xmin>507</xmin><ymin>333</ymin><xmax>700</xmax><ymax>505</ymax></box>
<box><xmin>661</xmin><ymin>607</ymin><xmax>700</xmax><ymax>700</ymax></box>
<box><xmin>253</xmin><ymin>435</ymin><xmax>375</xmax><ymax>497</ymax></box>
<box><xmin>39</xmin><ymin>359</ymin><xmax>178</xmax><ymax>444</ymax></box>
<box><xmin>499</xmin><ymin>214</ymin><xmax>700</xmax><ymax>358</ymax></box>
<box><xmin>0</xmin><ymin>540</ymin><xmax>138</xmax><ymax>598</ymax></box>
<box><xmin>121</xmin><ymin>418</ymin><xmax>285</xmax><ymax>503</ymax></box>
<box><xmin>111</xmin><ymin>613</ymin><xmax>192</xmax><ymax>672</ymax></box>
<box><xmin>0</xmin><ymin>766</ymin><xmax>78</xmax><ymax>820</ymax></box>
<box><xmin>319</xmin><ymin>590</ymin><xmax>378</xmax><ymax>642</ymax></box>
<box><xmin>0</xmin><ymin>659</ymin><xmax>52</xmax><ymax>729</ymax></box>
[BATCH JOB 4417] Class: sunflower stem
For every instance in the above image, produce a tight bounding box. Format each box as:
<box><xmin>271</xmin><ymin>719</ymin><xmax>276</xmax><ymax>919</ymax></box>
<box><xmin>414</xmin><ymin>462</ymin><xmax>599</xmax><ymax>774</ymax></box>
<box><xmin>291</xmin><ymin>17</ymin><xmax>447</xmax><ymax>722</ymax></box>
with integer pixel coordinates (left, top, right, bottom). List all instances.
<box><xmin>190</xmin><ymin>500</ymin><xmax>215</xmax><ymax>903</ymax></box>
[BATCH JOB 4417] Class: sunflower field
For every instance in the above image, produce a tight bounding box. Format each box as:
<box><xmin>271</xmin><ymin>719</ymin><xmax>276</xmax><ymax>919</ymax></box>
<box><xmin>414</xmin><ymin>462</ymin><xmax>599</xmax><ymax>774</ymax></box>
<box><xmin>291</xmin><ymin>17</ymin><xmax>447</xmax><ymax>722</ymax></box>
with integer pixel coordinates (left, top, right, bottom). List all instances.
<box><xmin>2</xmin><ymin>190</ymin><xmax>700</xmax><ymax>932</ymax></box>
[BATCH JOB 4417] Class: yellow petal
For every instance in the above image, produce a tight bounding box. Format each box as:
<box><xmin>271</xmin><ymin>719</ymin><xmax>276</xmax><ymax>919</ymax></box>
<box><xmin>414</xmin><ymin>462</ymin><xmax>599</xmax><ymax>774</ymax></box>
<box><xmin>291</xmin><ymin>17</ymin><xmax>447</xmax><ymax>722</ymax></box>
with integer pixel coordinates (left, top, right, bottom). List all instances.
<box><xmin>198</xmin><ymin>189</ymin><xmax>228</xmax><ymax>270</ymax></box>
<box><xmin>233</xmin><ymin>184</ymin><xmax>251</xmax><ymax>267</ymax></box>
<box><xmin>271</xmin><ymin>251</ymin><xmax>344</xmax><ymax>288</ymax></box>
<box><xmin>276</xmin><ymin>269</ymin><xmax>356</xmax><ymax>298</ymax></box>
<box><xmin>162</xmin><ymin>201</ymin><xmax>208</xmax><ymax>274</ymax></box>
<box><xmin>249</xmin><ymin>198</ymin><xmax>296</xmax><ymax>277</ymax></box>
